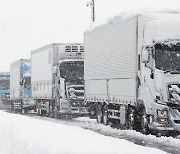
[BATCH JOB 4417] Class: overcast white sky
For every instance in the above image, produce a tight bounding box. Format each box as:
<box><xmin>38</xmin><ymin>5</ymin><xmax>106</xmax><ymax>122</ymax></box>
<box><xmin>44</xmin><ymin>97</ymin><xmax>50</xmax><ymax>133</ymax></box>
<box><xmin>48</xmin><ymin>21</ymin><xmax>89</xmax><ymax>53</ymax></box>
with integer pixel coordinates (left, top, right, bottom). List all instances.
<box><xmin>0</xmin><ymin>0</ymin><xmax>180</xmax><ymax>72</ymax></box>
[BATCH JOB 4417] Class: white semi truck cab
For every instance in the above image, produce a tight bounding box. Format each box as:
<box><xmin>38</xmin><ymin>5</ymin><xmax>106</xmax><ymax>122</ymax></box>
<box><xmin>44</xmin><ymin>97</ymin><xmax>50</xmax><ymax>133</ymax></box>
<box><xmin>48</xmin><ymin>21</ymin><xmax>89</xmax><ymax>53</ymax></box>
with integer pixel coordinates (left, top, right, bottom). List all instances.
<box><xmin>139</xmin><ymin>18</ymin><xmax>180</xmax><ymax>132</ymax></box>
<box><xmin>56</xmin><ymin>53</ymin><xmax>88</xmax><ymax>116</ymax></box>
<box><xmin>84</xmin><ymin>13</ymin><xmax>180</xmax><ymax>134</ymax></box>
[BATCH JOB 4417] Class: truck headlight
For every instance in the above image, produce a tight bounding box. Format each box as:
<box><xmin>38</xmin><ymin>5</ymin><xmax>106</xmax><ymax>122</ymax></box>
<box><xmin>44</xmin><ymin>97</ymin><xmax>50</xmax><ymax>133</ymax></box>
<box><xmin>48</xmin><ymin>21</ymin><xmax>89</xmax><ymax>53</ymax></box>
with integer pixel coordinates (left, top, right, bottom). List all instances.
<box><xmin>156</xmin><ymin>110</ymin><xmax>168</xmax><ymax>124</ymax></box>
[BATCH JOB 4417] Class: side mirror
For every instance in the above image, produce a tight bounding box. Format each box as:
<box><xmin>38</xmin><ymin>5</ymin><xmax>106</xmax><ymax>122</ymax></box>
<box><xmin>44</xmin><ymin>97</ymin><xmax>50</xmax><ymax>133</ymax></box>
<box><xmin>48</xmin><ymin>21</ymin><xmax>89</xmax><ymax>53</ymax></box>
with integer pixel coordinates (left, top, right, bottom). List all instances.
<box><xmin>150</xmin><ymin>72</ymin><xmax>154</xmax><ymax>79</ymax></box>
<box><xmin>142</xmin><ymin>49</ymin><xmax>149</xmax><ymax>63</ymax></box>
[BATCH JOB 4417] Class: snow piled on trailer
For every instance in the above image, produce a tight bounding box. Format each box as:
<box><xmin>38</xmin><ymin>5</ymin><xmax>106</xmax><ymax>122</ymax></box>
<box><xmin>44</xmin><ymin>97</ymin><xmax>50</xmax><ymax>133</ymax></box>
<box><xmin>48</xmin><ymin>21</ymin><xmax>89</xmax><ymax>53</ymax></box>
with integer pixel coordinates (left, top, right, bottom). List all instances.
<box><xmin>89</xmin><ymin>12</ymin><xmax>180</xmax><ymax>32</ymax></box>
<box><xmin>0</xmin><ymin>111</ymin><xmax>167</xmax><ymax>154</ymax></box>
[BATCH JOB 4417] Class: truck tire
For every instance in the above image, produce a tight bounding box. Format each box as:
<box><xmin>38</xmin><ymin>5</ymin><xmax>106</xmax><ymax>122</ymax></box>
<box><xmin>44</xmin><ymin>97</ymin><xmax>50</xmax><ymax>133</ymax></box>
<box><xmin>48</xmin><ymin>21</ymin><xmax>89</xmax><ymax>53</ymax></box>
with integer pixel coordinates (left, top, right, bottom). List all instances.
<box><xmin>102</xmin><ymin>104</ymin><xmax>108</xmax><ymax>125</ymax></box>
<box><xmin>39</xmin><ymin>109</ymin><xmax>43</xmax><ymax>116</ymax></box>
<box><xmin>36</xmin><ymin>104</ymin><xmax>41</xmax><ymax>116</ymax></box>
<box><xmin>89</xmin><ymin>105</ymin><xmax>96</xmax><ymax>119</ymax></box>
<box><xmin>49</xmin><ymin>103</ymin><xmax>54</xmax><ymax>118</ymax></box>
<box><xmin>54</xmin><ymin>110</ymin><xmax>58</xmax><ymax>119</ymax></box>
<box><xmin>141</xmin><ymin>108</ymin><xmax>150</xmax><ymax>135</ymax></box>
<box><xmin>96</xmin><ymin>104</ymin><xmax>103</xmax><ymax>124</ymax></box>
<box><xmin>127</xmin><ymin>108</ymin><xmax>135</xmax><ymax>130</ymax></box>
<box><xmin>22</xmin><ymin>109</ymin><xmax>27</xmax><ymax>114</ymax></box>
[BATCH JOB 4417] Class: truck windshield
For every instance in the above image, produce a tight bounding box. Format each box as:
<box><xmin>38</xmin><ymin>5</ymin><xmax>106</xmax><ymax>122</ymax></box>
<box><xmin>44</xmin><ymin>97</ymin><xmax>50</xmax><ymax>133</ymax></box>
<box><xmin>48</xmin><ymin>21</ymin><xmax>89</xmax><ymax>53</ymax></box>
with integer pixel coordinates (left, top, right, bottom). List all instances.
<box><xmin>155</xmin><ymin>44</ymin><xmax>180</xmax><ymax>72</ymax></box>
<box><xmin>59</xmin><ymin>61</ymin><xmax>84</xmax><ymax>84</ymax></box>
<box><xmin>0</xmin><ymin>80</ymin><xmax>10</xmax><ymax>90</ymax></box>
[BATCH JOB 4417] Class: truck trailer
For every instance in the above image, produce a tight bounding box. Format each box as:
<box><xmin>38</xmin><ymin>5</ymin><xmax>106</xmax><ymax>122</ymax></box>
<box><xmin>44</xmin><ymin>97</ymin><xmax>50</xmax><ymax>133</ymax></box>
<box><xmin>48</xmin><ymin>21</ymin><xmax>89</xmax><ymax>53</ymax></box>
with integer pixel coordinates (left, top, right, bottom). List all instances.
<box><xmin>0</xmin><ymin>72</ymin><xmax>10</xmax><ymax>104</ymax></box>
<box><xmin>84</xmin><ymin>13</ymin><xmax>180</xmax><ymax>134</ymax></box>
<box><xmin>31</xmin><ymin>43</ymin><xmax>88</xmax><ymax>118</ymax></box>
<box><xmin>10</xmin><ymin>59</ymin><xmax>34</xmax><ymax>113</ymax></box>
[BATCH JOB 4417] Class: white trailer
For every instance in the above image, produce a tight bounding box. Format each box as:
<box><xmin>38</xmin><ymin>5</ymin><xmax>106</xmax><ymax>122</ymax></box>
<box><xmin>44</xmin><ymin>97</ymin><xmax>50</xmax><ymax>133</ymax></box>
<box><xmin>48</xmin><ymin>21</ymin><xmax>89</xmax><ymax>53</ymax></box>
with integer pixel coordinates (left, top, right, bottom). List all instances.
<box><xmin>10</xmin><ymin>59</ymin><xmax>32</xmax><ymax>112</ymax></box>
<box><xmin>84</xmin><ymin>13</ymin><xmax>180</xmax><ymax>134</ymax></box>
<box><xmin>31</xmin><ymin>43</ymin><xmax>88</xmax><ymax>117</ymax></box>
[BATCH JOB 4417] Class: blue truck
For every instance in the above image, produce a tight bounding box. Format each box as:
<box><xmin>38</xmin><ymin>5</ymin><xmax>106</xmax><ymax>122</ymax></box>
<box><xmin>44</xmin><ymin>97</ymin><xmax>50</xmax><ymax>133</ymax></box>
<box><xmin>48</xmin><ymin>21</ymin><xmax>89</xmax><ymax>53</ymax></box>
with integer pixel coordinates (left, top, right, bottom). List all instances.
<box><xmin>10</xmin><ymin>59</ymin><xmax>35</xmax><ymax>113</ymax></box>
<box><xmin>0</xmin><ymin>72</ymin><xmax>10</xmax><ymax>104</ymax></box>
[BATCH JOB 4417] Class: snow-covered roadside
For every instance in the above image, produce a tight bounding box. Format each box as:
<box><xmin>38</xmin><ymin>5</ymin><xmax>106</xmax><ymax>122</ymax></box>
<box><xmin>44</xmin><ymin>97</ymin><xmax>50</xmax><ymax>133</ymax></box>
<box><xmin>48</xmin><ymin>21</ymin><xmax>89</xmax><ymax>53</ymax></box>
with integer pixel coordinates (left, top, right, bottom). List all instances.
<box><xmin>74</xmin><ymin>117</ymin><xmax>180</xmax><ymax>153</ymax></box>
<box><xmin>0</xmin><ymin>111</ymin><xmax>167</xmax><ymax>154</ymax></box>
<box><xmin>34</xmin><ymin>115</ymin><xmax>180</xmax><ymax>153</ymax></box>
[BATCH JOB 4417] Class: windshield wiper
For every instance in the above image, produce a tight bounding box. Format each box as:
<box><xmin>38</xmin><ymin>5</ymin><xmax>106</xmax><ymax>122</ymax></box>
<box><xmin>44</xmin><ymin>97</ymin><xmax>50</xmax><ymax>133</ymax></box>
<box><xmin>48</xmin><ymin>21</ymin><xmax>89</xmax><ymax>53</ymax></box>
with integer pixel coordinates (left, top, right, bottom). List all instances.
<box><xmin>164</xmin><ymin>69</ymin><xmax>180</xmax><ymax>74</ymax></box>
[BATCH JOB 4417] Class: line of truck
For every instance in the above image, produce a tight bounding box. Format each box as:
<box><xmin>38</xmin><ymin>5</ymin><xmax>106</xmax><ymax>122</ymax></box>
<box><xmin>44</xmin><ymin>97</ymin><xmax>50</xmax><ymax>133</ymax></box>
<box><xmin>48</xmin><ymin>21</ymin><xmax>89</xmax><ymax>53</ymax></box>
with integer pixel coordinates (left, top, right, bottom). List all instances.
<box><xmin>9</xmin><ymin>12</ymin><xmax>180</xmax><ymax>135</ymax></box>
<box><xmin>10</xmin><ymin>43</ymin><xmax>88</xmax><ymax>117</ymax></box>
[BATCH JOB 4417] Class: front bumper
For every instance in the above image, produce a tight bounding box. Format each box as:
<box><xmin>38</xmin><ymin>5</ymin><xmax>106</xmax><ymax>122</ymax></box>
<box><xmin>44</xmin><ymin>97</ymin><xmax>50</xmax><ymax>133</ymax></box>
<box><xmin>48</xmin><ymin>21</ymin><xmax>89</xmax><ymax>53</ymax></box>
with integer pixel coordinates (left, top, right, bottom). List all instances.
<box><xmin>148</xmin><ymin>122</ymin><xmax>174</xmax><ymax>131</ymax></box>
<box><xmin>70</xmin><ymin>106</ymin><xmax>89</xmax><ymax>115</ymax></box>
<box><xmin>148</xmin><ymin>108</ymin><xmax>180</xmax><ymax>132</ymax></box>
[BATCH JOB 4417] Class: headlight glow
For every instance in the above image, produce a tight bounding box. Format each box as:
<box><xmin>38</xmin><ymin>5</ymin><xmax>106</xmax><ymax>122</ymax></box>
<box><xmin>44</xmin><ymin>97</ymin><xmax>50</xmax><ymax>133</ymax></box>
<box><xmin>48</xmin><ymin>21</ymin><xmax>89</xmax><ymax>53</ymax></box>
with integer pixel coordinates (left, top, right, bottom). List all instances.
<box><xmin>156</xmin><ymin>109</ymin><xmax>168</xmax><ymax>124</ymax></box>
<box><xmin>157</xmin><ymin>110</ymin><xmax>168</xmax><ymax>118</ymax></box>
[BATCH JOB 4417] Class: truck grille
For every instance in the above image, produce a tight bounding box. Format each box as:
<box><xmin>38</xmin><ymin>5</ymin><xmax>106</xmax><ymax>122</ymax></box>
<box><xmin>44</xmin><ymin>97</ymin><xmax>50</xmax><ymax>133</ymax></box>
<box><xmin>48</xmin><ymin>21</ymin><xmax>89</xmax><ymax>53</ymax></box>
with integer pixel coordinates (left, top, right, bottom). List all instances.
<box><xmin>168</xmin><ymin>83</ymin><xmax>180</xmax><ymax>104</ymax></box>
<box><xmin>67</xmin><ymin>85</ymin><xmax>84</xmax><ymax>99</ymax></box>
<box><xmin>174</xmin><ymin>120</ymin><xmax>180</xmax><ymax>124</ymax></box>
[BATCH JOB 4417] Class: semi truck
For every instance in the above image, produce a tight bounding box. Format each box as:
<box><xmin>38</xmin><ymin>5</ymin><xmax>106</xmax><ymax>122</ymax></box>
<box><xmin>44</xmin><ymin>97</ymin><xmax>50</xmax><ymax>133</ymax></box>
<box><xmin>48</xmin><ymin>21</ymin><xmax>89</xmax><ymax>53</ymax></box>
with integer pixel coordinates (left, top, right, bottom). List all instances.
<box><xmin>0</xmin><ymin>72</ymin><xmax>10</xmax><ymax>104</ymax></box>
<box><xmin>10</xmin><ymin>59</ymin><xmax>34</xmax><ymax>113</ymax></box>
<box><xmin>31</xmin><ymin>43</ymin><xmax>88</xmax><ymax>118</ymax></box>
<box><xmin>84</xmin><ymin>13</ymin><xmax>180</xmax><ymax>134</ymax></box>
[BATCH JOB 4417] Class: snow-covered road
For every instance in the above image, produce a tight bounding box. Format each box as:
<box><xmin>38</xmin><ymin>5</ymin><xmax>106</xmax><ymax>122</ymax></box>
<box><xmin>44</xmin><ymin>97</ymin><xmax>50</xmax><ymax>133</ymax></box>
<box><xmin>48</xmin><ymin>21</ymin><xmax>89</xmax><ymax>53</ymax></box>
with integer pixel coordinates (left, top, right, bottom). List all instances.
<box><xmin>0</xmin><ymin>110</ymin><xmax>170</xmax><ymax>154</ymax></box>
<box><xmin>30</xmin><ymin>114</ymin><xmax>180</xmax><ymax>154</ymax></box>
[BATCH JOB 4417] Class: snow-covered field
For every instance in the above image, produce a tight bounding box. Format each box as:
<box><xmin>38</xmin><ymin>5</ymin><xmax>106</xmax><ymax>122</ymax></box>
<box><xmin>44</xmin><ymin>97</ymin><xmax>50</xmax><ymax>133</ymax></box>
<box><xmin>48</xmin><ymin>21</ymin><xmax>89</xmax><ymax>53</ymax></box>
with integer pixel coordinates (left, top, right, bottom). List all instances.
<box><xmin>0</xmin><ymin>111</ymin><xmax>168</xmax><ymax>154</ymax></box>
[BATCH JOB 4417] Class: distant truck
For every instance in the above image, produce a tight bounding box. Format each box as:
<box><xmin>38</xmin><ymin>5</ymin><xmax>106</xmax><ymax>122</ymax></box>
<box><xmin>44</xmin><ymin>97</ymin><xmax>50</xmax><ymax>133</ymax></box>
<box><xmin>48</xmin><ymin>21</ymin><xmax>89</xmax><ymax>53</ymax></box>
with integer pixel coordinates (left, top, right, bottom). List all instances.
<box><xmin>31</xmin><ymin>43</ymin><xmax>88</xmax><ymax>118</ymax></box>
<box><xmin>10</xmin><ymin>59</ymin><xmax>34</xmax><ymax>113</ymax></box>
<box><xmin>0</xmin><ymin>72</ymin><xmax>10</xmax><ymax>104</ymax></box>
<box><xmin>84</xmin><ymin>13</ymin><xmax>180</xmax><ymax>134</ymax></box>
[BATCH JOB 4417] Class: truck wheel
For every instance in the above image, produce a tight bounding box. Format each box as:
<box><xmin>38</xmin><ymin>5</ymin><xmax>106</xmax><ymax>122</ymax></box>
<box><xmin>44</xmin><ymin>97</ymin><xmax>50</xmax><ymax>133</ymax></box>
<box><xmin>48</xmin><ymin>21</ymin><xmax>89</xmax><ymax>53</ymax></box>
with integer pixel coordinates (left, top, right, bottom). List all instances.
<box><xmin>37</xmin><ymin>105</ymin><xmax>41</xmax><ymax>116</ymax></box>
<box><xmin>89</xmin><ymin>105</ymin><xmax>96</xmax><ymax>119</ymax></box>
<box><xmin>102</xmin><ymin>105</ymin><xmax>108</xmax><ymax>125</ymax></box>
<box><xmin>96</xmin><ymin>104</ymin><xmax>102</xmax><ymax>124</ymax></box>
<box><xmin>49</xmin><ymin>111</ymin><xmax>54</xmax><ymax>118</ymax></box>
<box><xmin>127</xmin><ymin>109</ymin><xmax>134</xmax><ymax>130</ymax></box>
<box><xmin>54</xmin><ymin>110</ymin><xmax>58</xmax><ymax>119</ymax></box>
<box><xmin>37</xmin><ymin>108</ymin><xmax>40</xmax><ymax>116</ymax></box>
<box><xmin>49</xmin><ymin>105</ymin><xmax>54</xmax><ymax>118</ymax></box>
<box><xmin>14</xmin><ymin>108</ymin><xmax>17</xmax><ymax>113</ymax></box>
<box><xmin>22</xmin><ymin>109</ymin><xmax>25</xmax><ymax>114</ymax></box>
<box><xmin>141</xmin><ymin>108</ymin><xmax>150</xmax><ymax>135</ymax></box>
<box><xmin>39</xmin><ymin>109</ymin><xmax>43</xmax><ymax>116</ymax></box>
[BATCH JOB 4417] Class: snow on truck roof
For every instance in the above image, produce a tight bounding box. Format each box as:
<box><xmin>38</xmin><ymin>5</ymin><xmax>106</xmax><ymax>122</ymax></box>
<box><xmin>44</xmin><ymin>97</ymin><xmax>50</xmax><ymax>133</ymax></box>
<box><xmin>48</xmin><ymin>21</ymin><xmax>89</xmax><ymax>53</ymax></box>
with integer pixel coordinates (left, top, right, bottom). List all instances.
<box><xmin>10</xmin><ymin>59</ymin><xmax>30</xmax><ymax>66</ymax></box>
<box><xmin>86</xmin><ymin>12</ymin><xmax>180</xmax><ymax>33</ymax></box>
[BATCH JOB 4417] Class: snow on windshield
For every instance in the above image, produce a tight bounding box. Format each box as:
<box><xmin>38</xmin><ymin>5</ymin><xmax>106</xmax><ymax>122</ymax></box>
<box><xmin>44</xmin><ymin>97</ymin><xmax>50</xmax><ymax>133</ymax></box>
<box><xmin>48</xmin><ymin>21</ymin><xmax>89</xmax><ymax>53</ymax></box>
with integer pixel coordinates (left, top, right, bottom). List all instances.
<box><xmin>155</xmin><ymin>43</ymin><xmax>180</xmax><ymax>71</ymax></box>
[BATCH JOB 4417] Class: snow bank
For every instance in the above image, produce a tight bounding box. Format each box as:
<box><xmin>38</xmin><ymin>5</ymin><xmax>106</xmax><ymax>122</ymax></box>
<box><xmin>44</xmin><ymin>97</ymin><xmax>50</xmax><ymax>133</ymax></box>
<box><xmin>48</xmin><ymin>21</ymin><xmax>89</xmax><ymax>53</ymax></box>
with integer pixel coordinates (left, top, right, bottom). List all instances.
<box><xmin>0</xmin><ymin>111</ymin><xmax>167</xmax><ymax>154</ymax></box>
<box><xmin>75</xmin><ymin>117</ymin><xmax>180</xmax><ymax>151</ymax></box>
